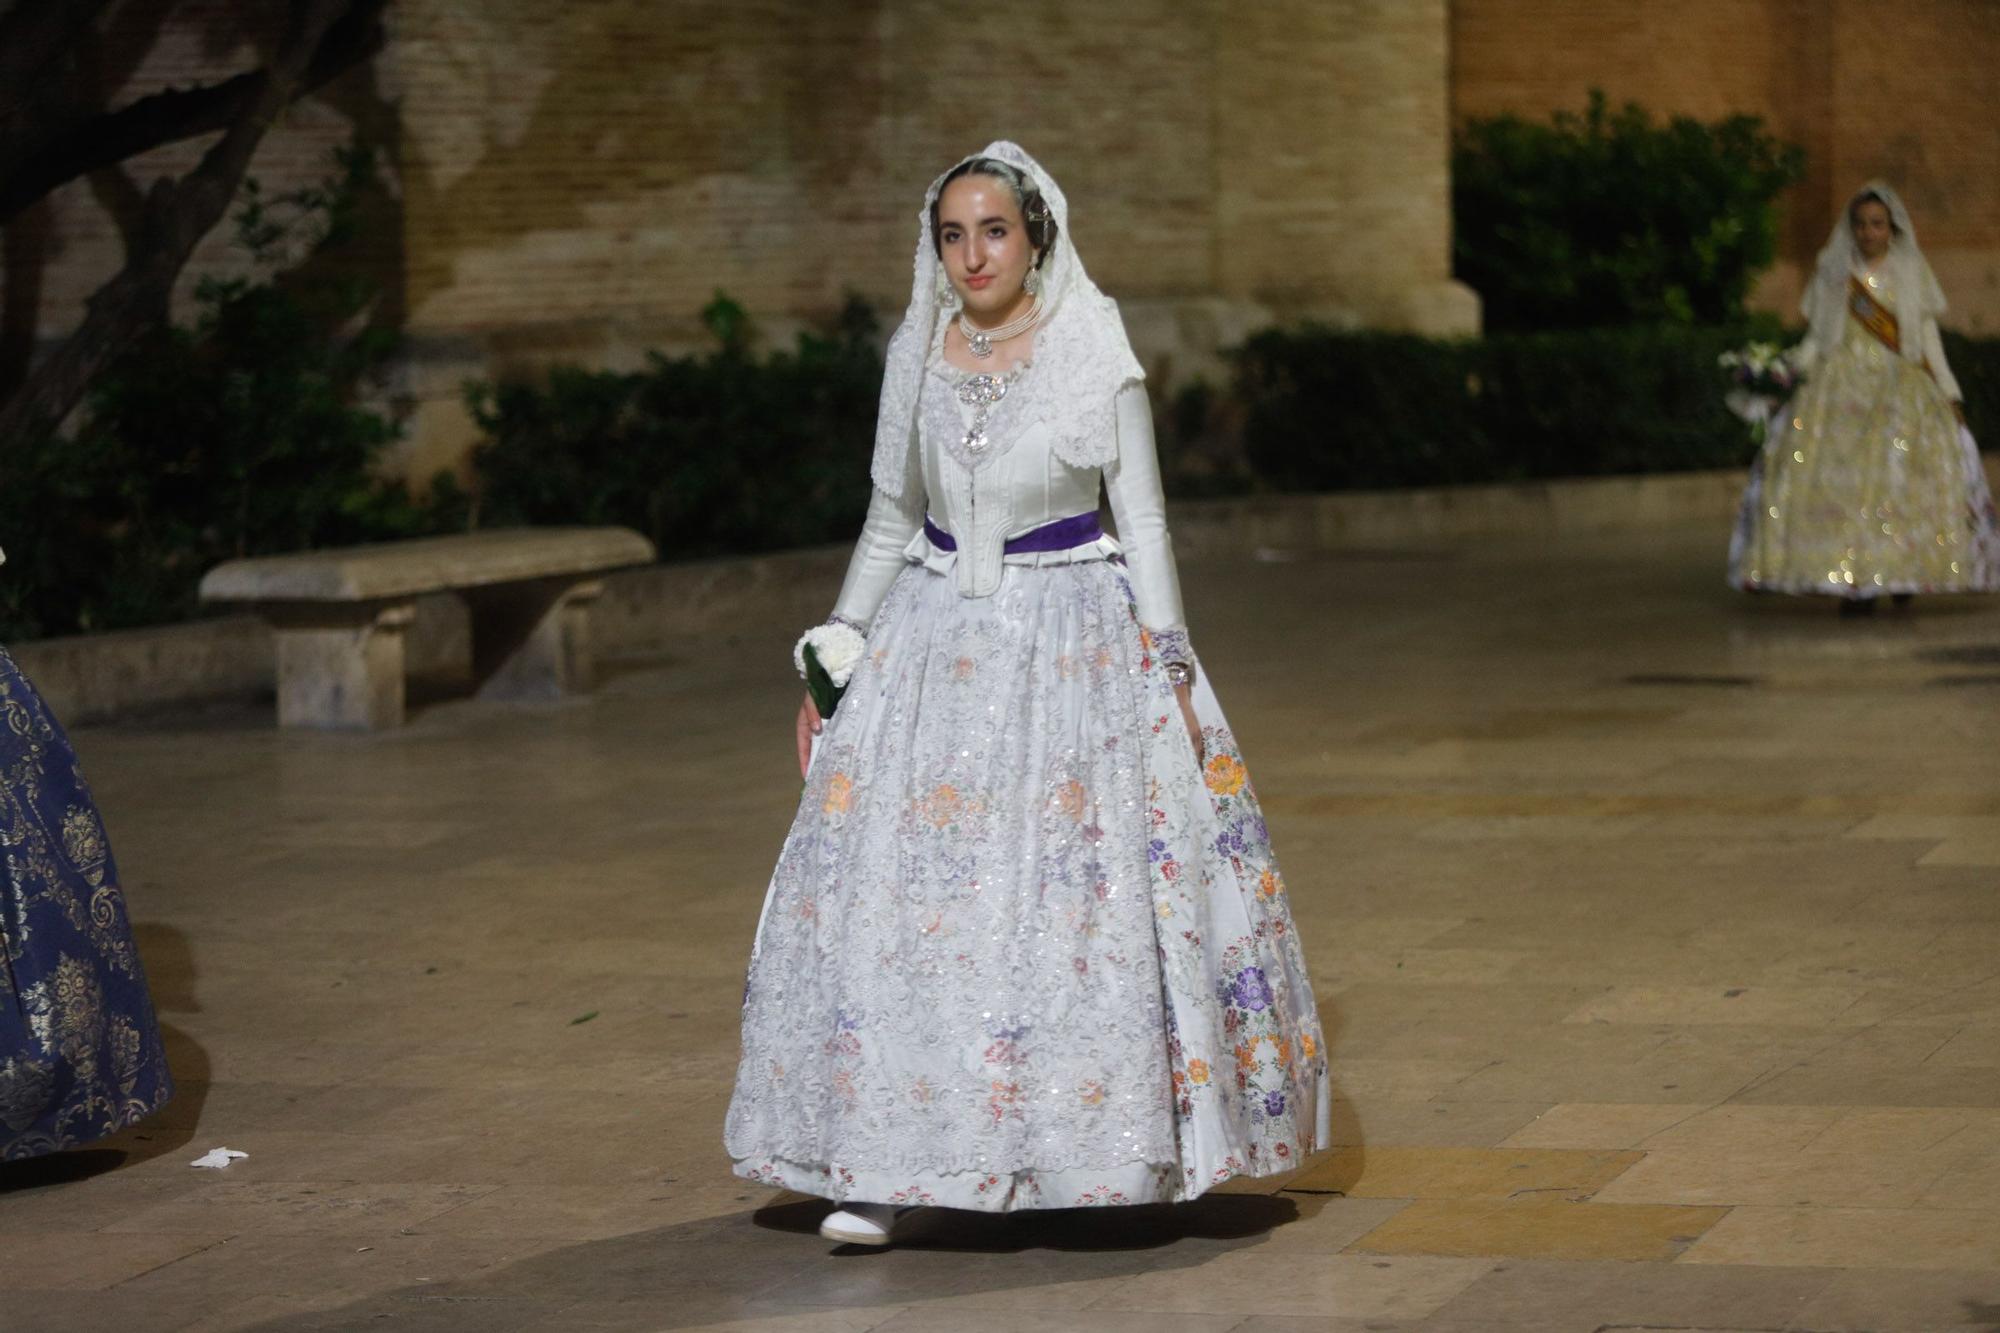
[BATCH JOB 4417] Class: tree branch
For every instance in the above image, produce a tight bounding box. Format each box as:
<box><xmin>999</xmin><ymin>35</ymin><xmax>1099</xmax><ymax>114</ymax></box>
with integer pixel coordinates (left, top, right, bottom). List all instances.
<box><xmin>0</xmin><ymin>0</ymin><xmax>356</xmax><ymax>448</ymax></box>
<box><xmin>0</xmin><ymin>0</ymin><xmax>385</xmax><ymax>226</ymax></box>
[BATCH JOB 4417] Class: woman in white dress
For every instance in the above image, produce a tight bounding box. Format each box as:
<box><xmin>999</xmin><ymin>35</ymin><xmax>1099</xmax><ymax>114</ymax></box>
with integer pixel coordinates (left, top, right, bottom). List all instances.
<box><xmin>725</xmin><ymin>142</ymin><xmax>1327</xmax><ymax>1246</ymax></box>
<box><xmin>1728</xmin><ymin>181</ymin><xmax>2000</xmax><ymax>607</ymax></box>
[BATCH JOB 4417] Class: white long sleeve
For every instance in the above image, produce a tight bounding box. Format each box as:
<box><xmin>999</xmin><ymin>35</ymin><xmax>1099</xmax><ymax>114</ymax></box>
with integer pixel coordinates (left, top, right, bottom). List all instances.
<box><xmin>1102</xmin><ymin>384</ymin><xmax>1189</xmax><ymax>646</ymax></box>
<box><xmin>829</xmin><ymin>477</ymin><xmax>924</xmax><ymax>630</ymax></box>
<box><xmin>1920</xmin><ymin>317</ymin><xmax>1964</xmax><ymax>402</ymax></box>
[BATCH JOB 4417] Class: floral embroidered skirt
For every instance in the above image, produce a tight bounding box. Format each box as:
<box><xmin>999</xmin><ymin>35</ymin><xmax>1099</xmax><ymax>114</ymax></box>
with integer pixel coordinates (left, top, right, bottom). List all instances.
<box><xmin>0</xmin><ymin>648</ymin><xmax>174</xmax><ymax>1160</ymax></box>
<box><xmin>1728</xmin><ymin>334</ymin><xmax>2000</xmax><ymax>597</ymax></box>
<box><xmin>725</xmin><ymin>560</ymin><xmax>1327</xmax><ymax>1211</ymax></box>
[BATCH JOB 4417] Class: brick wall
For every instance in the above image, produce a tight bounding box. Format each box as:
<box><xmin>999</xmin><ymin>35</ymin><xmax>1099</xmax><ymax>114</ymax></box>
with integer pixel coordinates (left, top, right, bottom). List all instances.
<box><xmin>1</xmin><ymin>2</ymin><xmax>377</xmax><ymax>389</ymax></box>
<box><xmin>4</xmin><ymin>0</ymin><xmax>1472</xmax><ymax>480</ymax></box>
<box><xmin>1215</xmin><ymin>0</ymin><xmax>1472</xmax><ymax>334</ymax></box>
<box><xmin>1451</xmin><ymin>0</ymin><xmax>2000</xmax><ymax>332</ymax></box>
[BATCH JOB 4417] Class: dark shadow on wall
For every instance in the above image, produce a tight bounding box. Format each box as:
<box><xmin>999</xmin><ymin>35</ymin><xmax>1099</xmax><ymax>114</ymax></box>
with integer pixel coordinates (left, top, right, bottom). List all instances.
<box><xmin>383</xmin><ymin>0</ymin><xmax>888</xmax><ymax>370</ymax></box>
<box><xmin>0</xmin><ymin>0</ymin><xmax>186</xmax><ymax>399</ymax></box>
<box><xmin>308</xmin><ymin>28</ymin><xmax>410</xmax><ymax>344</ymax></box>
<box><xmin>0</xmin><ymin>2</ymin><xmax>410</xmax><ymax>417</ymax></box>
<box><xmin>0</xmin><ymin>200</ymin><xmax>52</xmax><ymax>401</ymax></box>
<box><xmin>386</xmin><ymin>0</ymin><xmax>710</xmax><ymax>348</ymax></box>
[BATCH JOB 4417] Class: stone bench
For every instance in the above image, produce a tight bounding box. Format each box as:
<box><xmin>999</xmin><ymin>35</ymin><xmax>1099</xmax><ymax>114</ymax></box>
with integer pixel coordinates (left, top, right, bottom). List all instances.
<box><xmin>199</xmin><ymin>527</ymin><xmax>657</xmax><ymax>730</ymax></box>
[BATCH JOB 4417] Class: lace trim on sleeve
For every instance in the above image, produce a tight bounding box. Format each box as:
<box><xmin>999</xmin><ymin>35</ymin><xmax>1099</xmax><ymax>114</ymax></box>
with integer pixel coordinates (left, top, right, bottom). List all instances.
<box><xmin>1146</xmin><ymin>625</ymin><xmax>1194</xmax><ymax>668</ymax></box>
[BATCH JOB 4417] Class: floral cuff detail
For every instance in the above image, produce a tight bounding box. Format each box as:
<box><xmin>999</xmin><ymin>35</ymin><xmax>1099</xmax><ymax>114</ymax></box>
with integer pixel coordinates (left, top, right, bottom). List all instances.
<box><xmin>1146</xmin><ymin>625</ymin><xmax>1197</xmax><ymax>686</ymax></box>
<box><xmin>794</xmin><ymin>620</ymin><xmax>867</xmax><ymax>685</ymax></box>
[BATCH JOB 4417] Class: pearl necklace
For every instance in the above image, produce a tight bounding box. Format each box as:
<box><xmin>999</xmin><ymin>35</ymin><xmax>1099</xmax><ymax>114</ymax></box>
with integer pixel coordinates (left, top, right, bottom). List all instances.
<box><xmin>958</xmin><ymin>295</ymin><xmax>1043</xmax><ymax>359</ymax></box>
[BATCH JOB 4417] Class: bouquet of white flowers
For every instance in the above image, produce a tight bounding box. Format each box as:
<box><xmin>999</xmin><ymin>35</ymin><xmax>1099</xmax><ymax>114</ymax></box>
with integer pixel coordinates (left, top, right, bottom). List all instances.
<box><xmin>793</xmin><ymin>621</ymin><xmax>866</xmax><ymax>719</ymax></box>
<box><xmin>1718</xmin><ymin>341</ymin><xmax>1801</xmax><ymax>441</ymax></box>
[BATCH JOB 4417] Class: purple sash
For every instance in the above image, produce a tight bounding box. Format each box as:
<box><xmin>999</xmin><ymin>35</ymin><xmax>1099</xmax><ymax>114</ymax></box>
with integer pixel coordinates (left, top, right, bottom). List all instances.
<box><xmin>924</xmin><ymin>511</ymin><xmax>1104</xmax><ymax>556</ymax></box>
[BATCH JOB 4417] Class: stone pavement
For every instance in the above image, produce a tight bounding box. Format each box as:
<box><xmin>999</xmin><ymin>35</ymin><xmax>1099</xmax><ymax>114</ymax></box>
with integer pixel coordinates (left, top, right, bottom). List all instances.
<box><xmin>4</xmin><ymin>524</ymin><xmax>2000</xmax><ymax>1332</ymax></box>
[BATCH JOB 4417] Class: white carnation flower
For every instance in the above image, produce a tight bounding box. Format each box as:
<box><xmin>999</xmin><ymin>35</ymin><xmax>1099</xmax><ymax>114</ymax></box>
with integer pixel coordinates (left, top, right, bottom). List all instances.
<box><xmin>794</xmin><ymin>622</ymin><xmax>867</xmax><ymax>686</ymax></box>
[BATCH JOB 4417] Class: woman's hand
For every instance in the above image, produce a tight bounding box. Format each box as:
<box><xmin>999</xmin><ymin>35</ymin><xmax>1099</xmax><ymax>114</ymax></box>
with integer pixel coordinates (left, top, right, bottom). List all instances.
<box><xmin>796</xmin><ymin>691</ymin><xmax>823</xmax><ymax>779</ymax></box>
<box><xmin>1174</xmin><ymin>682</ymin><xmax>1204</xmax><ymax>765</ymax></box>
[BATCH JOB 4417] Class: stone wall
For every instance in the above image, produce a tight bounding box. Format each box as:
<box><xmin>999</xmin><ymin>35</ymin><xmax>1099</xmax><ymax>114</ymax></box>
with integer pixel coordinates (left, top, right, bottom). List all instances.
<box><xmin>0</xmin><ymin>1</ymin><xmax>384</xmax><ymax>410</ymax></box>
<box><xmin>3</xmin><ymin>0</ymin><xmax>1473</xmax><ymax>484</ymax></box>
<box><xmin>1450</xmin><ymin>0</ymin><xmax>2000</xmax><ymax>332</ymax></box>
<box><xmin>381</xmin><ymin>0</ymin><xmax>1477</xmax><ymax>473</ymax></box>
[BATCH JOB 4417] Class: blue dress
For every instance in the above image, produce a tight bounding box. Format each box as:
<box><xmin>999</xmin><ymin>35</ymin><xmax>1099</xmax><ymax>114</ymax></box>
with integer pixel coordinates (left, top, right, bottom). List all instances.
<box><xmin>0</xmin><ymin>647</ymin><xmax>173</xmax><ymax>1159</ymax></box>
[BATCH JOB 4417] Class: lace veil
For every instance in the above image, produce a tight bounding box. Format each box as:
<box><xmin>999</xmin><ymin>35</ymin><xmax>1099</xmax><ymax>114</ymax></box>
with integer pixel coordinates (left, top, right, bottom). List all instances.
<box><xmin>1802</xmin><ymin>180</ymin><xmax>1946</xmax><ymax>365</ymax></box>
<box><xmin>869</xmin><ymin>141</ymin><xmax>1145</xmax><ymax>499</ymax></box>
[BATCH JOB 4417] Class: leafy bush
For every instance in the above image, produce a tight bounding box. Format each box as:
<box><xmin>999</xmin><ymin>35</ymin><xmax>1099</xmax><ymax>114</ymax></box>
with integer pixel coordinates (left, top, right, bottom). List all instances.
<box><xmin>1454</xmin><ymin>92</ymin><xmax>1805</xmax><ymax>330</ymax></box>
<box><xmin>0</xmin><ymin>147</ymin><xmax>462</xmax><ymax>641</ymax></box>
<box><xmin>1225</xmin><ymin>319</ymin><xmax>1812</xmax><ymax>494</ymax></box>
<box><xmin>468</xmin><ymin>295</ymin><xmax>883</xmax><ymax>560</ymax></box>
<box><xmin>470</xmin><ymin>300</ymin><xmax>2000</xmax><ymax>533</ymax></box>
<box><xmin>1231</xmin><ymin>332</ymin><xmax>1489</xmax><ymax>491</ymax></box>
<box><xmin>1943</xmin><ymin>330</ymin><xmax>2000</xmax><ymax>446</ymax></box>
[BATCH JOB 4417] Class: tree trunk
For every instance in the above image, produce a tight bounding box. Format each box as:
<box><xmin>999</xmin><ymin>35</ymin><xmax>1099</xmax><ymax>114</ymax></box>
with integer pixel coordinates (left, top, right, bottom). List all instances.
<box><xmin>0</xmin><ymin>0</ymin><xmax>389</xmax><ymax>227</ymax></box>
<box><xmin>0</xmin><ymin>0</ymin><xmax>357</xmax><ymax>450</ymax></box>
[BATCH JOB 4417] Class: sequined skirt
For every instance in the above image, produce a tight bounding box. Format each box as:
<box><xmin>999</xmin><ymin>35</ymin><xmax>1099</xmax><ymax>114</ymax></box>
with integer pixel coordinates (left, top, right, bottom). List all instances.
<box><xmin>725</xmin><ymin>561</ymin><xmax>1327</xmax><ymax>1210</ymax></box>
<box><xmin>0</xmin><ymin>648</ymin><xmax>174</xmax><ymax>1159</ymax></box>
<box><xmin>1728</xmin><ymin>340</ymin><xmax>2000</xmax><ymax>597</ymax></box>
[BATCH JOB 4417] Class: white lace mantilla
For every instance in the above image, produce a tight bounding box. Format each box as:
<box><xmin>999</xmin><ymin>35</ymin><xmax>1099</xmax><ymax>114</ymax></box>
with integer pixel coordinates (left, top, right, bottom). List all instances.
<box><xmin>869</xmin><ymin>140</ymin><xmax>1144</xmax><ymax>500</ymax></box>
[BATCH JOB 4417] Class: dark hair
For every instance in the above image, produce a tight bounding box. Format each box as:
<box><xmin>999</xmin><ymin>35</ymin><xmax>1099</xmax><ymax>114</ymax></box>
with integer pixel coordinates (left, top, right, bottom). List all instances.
<box><xmin>930</xmin><ymin>157</ymin><xmax>1059</xmax><ymax>267</ymax></box>
<box><xmin>1849</xmin><ymin>190</ymin><xmax>1902</xmax><ymax>234</ymax></box>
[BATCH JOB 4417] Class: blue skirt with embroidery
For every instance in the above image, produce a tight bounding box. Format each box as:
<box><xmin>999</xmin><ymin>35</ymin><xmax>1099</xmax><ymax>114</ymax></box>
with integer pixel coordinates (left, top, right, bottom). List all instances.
<box><xmin>0</xmin><ymin>647</ymin><xmax>173</xmax><ymax>1159</ymax></box>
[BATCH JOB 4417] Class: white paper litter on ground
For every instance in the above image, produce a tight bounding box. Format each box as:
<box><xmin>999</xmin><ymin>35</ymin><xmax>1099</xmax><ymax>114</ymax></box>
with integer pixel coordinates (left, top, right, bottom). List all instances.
<box><xmin>189</xmin><ymin>1147</ymin><xmax>248</xmax><ymax>1169</ymax></box>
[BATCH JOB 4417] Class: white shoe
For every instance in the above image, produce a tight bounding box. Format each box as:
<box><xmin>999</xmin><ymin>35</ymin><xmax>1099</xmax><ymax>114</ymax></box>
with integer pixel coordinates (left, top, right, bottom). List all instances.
<box><xmin>818</xmin><ymin>1202</ymin><xmax>909</xmax><ymax>1246</ymax></box>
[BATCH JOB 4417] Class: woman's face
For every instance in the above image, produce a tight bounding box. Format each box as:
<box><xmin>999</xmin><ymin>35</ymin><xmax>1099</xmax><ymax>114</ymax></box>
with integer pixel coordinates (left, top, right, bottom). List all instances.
<box><xmin>1851</xmin><ymin>199</ymin><xmax>1894</xmax><ymax>260</ymax></box>
<box><xmin>936</xmin><ymin>174</ymin><xmax>1036</xmax><ymax>321</ymax></box>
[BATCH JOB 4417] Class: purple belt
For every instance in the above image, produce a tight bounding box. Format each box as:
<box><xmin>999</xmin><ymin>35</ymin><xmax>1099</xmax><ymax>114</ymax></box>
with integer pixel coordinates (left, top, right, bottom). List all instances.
<box><xmin>925</xmin><ymin>511</ymin><xmax>1104</xmax><ymax>555</ymax></box>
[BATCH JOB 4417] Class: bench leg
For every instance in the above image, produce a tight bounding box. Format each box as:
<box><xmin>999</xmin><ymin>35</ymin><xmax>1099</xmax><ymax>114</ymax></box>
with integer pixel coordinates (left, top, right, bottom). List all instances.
<box><xmin>467</xmin><ymin>577</ymin><xmax>604</xmax><ymax>703</ymax></box>
<box><xmin>271</xmin><ymin>602</ymin><xmax>415</xmax><ymax>730</ymax></box>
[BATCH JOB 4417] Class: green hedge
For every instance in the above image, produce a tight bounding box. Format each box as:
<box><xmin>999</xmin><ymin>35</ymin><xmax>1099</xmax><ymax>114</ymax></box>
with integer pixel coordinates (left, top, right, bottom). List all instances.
<box><xmin>470</xmin><ymin>310</ymin><xmax>2000</xmax><ymax>534</ymax></box>
<box><xmin>1453</xmin><ymin>92</ymin><xmax>1804</xmax><ymax>330</ymax></box>
<box><xmin>1217</xmin><ymin>322</ymin><xmax>2000</xmax><ymax>496</ymax></box>
<box><xmin>468</xmin><ymin>296</ymin><xmax>882</xmax><ymax>561</ymax></box>
<box><xmin>1944</xmin><ymin>330</ymin><xmax>2000</xmax><ymax>445</ymax></box>
<box><xmin>11</xmin><ymin>274</ymin><xmax>1993</xmax><ymax>645</ymax></box>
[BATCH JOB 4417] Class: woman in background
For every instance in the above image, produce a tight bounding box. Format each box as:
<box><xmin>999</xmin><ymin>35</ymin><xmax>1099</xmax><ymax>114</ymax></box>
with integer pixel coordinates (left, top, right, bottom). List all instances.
<box><xmin>1728</xmin><ymin>181</ymin><xmax>2000</xmax><ymax>608</ymax></box>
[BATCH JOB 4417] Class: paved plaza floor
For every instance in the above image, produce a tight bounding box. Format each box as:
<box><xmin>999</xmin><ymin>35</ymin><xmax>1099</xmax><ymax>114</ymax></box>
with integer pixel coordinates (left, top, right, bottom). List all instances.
<box><xmin>5</xmin><ymin>522</ymin><xmax>2000</xmax><ymax>1331</ymax></box>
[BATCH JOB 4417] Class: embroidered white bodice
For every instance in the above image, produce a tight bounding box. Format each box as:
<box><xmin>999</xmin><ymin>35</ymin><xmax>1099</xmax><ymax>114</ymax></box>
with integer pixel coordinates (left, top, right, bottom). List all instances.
<box><xmin>831</xmin><ymin>347</ymin><xmax>1188</xmax><ymax>649</ymax></box>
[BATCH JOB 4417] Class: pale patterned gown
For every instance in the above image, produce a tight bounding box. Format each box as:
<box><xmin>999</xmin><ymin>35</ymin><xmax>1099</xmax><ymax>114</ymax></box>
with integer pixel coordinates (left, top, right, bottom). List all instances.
<box><xmin>1729</xmin><ymin>263</ymin><xmax>2000</xmax><ymax>597</ymax></box>
<box><xmin>724</xmin><ymin>143</ymin><xmax>1327</xmax><ymax>1212</ymax></box>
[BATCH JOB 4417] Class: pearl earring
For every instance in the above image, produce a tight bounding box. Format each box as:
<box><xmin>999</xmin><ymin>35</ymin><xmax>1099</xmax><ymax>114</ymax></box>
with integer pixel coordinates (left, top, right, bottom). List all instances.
<box><xmin>1024</xmin><ymin>265</ymin><xmax>1043</xmax><ymax>297</ymax></box>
